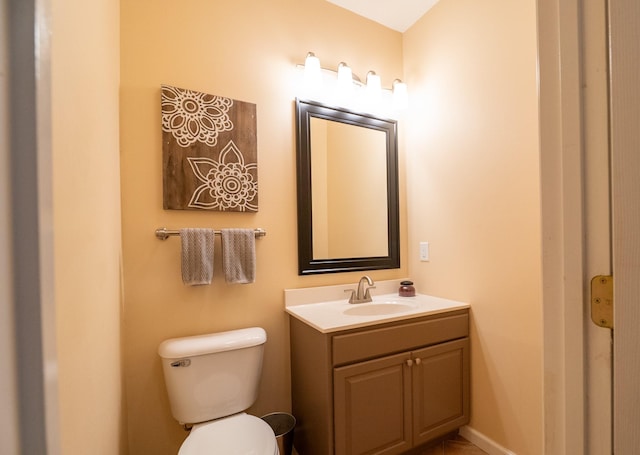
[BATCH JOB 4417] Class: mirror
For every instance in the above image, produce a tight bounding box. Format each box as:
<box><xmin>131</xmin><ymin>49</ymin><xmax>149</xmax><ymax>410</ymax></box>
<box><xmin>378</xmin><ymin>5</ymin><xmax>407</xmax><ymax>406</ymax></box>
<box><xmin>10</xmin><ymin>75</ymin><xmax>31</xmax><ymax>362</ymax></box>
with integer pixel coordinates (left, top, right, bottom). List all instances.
<box><xmin>295</xmin><ymin>98</ymin><xmax>400</xmax><ymax>275</ymax></box>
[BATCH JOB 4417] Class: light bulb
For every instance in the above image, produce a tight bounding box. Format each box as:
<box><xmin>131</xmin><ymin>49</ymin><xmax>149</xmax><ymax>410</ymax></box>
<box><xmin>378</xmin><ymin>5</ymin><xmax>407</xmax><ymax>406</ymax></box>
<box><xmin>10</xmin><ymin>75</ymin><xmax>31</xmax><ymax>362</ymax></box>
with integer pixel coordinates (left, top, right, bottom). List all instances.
<box><xmin>304</xmin><ymin>52</ymin><xmax>322</xmax><ymax>89</ymax></box>
<box><xmin>392</xmin><ymin>79</ymin><xmax>408</xmax><ymax>110</ymax></box>
<box><xmin>366</xmin><ymin>71</ymin><xmax>381</xmax><ymax>94</ymax></box>
<box><xmin>337</xmin><ymin>62</ymin><xmax>353</xmax><ymax>88</ymax></box>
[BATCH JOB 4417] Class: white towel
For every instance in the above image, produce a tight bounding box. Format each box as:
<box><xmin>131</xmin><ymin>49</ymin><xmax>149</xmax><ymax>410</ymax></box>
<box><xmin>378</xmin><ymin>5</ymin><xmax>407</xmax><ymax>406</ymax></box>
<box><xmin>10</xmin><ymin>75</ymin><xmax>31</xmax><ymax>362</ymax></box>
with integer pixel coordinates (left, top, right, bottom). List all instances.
<box><xmin>180</xmin><ymin>228</ymin><xmax>215</xmax><ymax>285</ymax></box>
<box><xmin>221</xmin><ymin>228</ymin><xmax>256</xmax><ymax>284</ymax></box>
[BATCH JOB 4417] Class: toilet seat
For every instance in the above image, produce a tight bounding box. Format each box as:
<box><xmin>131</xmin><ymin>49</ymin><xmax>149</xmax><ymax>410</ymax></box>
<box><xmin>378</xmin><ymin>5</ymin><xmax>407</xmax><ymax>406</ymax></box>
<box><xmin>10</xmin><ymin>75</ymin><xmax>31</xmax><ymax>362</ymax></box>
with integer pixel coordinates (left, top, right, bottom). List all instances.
<box><xmin>178</xmin><ymin>413</ymin><xmax>279</xmax><ymax>455</ymax></box>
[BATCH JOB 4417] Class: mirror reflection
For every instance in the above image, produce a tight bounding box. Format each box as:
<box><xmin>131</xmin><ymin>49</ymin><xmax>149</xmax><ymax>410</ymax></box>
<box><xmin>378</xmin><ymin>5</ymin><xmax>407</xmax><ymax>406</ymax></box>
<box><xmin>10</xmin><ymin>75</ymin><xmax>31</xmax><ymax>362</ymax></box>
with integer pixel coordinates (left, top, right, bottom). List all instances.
<box><xmin>310</xmin><ymin>117</ymin><xmax>388</xmax><ymax>259</ymax></box>
<box><xmin>296</xmin><ymin>98</ymin><xmax>400</xmax><ymax>275</ymax></box>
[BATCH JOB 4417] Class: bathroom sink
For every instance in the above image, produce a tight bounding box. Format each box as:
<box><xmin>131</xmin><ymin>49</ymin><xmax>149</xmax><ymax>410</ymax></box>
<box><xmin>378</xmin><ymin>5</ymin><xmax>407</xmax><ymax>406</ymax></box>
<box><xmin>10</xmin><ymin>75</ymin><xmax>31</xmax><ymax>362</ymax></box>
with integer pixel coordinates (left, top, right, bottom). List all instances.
<box><xmin>285</xmin><ymin>284</ymin><xmax>471</xmax><ymax>333</ymax></box>
<box><xmin>343</xmin><ymin>302</ymin><xmax>417</xmax><ymax>316</ymax></box>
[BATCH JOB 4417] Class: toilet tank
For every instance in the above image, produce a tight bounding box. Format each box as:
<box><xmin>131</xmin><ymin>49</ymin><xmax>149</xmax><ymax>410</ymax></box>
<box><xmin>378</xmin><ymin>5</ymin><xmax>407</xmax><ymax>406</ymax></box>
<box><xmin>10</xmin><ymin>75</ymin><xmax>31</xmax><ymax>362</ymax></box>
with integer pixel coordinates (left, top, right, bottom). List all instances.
<box><xmin>158</xmin><ymin>327</ymin><xmax>267</xmax><ymax>425</ymax></box>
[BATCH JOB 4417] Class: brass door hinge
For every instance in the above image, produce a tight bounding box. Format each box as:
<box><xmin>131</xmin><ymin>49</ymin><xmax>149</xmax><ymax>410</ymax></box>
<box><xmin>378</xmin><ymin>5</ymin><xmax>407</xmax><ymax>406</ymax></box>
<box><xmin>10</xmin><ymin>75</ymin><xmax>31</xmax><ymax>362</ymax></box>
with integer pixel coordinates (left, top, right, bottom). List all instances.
<box><xmin>591</xmin><ymin>275</ymin><xmax>613</xmax><ymax>329</ymax></box>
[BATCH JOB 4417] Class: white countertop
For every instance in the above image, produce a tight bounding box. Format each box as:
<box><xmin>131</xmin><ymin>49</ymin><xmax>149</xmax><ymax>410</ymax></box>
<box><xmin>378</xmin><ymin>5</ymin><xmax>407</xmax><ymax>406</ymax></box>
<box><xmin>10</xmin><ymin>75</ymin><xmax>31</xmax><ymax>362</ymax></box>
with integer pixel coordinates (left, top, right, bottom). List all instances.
<box><xmin>285</xmin><ymin>290</ymin><xmax>470</xmax><ymax>333</ymax></box>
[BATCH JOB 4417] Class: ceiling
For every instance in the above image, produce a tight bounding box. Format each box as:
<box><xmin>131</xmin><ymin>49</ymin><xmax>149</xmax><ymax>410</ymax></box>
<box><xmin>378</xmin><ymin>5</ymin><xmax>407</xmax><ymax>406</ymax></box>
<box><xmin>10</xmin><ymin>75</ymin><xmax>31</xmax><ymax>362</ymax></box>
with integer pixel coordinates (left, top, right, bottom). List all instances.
<box><xmin>325</xmin><ymin>0</ymin><xmax>440</xmax><ymax>32</ymax></box>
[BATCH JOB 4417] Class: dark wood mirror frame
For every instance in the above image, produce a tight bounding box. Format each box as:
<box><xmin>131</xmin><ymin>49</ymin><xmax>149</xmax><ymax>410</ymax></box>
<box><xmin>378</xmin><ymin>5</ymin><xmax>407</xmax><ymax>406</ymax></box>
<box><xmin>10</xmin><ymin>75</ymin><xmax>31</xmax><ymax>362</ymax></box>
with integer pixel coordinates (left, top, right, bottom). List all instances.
<box><xmin>295</xmin><ymin>98</ymin><xmax>400</xmax><ymax>275</ymax></box>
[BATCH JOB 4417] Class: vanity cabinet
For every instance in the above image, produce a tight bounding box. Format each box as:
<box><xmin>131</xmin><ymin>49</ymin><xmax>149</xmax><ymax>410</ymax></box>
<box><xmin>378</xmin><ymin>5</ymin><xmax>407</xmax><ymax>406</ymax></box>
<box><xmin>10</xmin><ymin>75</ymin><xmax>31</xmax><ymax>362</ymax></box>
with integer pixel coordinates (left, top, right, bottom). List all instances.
<box><xmin>289</xmin><ymin>309</ymin><xmax>470</xmax><ymax>455</ymax></box>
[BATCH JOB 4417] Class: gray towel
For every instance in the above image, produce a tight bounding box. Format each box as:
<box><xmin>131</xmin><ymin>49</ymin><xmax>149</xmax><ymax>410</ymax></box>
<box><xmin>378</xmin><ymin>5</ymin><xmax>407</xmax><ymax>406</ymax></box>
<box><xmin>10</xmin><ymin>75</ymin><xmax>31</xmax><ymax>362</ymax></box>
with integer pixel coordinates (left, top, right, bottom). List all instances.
<box><xmin>221</xmin><ymin>228</ymin><xmax>256</xmax><ymax>284</ymax></box>
<box><xmin>180</xmin><ymin>228</ymin><xmax>215</xmax><ymax>285</ymax></box>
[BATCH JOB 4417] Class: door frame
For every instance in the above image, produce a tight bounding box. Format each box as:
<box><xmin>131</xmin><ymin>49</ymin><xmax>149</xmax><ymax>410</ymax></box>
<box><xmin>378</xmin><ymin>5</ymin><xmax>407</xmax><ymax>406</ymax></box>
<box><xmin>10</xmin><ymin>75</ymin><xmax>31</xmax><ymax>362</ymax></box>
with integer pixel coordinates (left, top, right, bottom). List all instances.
<box><xmin>540</xmin><ymin>0</ymin><xmax>640</xmax><ymax>453</ymax></box>
<box><xmin>538</xmin><ymin>0</ymin><xmax>592</xmax><ymax>453</ymax></box>
<box><xmin>6</xmin><ymin>0</ymin><xmax>59</xmax><ymax>453</ymax></box>
<box><xmin>582</xmin><ymin>0</ymin><xmax>614</xmax><ymax>453</ymax></box>
<box><xmin>0</xmin><ymin>0</ymin><xmax>20</xmax><ymax>451</ymax></box>
<box><xmin>609</xmin><ymin>0</ymin><xmax>640</xmax><ymax>451</ymax></box>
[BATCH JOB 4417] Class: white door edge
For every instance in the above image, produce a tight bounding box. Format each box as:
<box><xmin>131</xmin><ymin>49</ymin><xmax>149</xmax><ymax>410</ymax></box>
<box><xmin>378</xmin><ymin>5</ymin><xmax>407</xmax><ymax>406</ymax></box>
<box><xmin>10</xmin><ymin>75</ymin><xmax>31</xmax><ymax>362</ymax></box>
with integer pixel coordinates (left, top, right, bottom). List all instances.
<box><xmin>609</xmin><ymin>0</ymin><xmax>640</xmax><ymax>451</ymax></box>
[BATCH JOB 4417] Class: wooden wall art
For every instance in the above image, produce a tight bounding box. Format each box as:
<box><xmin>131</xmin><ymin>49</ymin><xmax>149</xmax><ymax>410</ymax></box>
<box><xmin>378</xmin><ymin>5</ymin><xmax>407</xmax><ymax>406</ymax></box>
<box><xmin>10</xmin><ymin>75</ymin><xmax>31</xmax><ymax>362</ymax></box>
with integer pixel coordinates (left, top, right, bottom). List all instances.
<box><xmin>161</xmin><ymin>84</ymin><xmax>258</xmax><ymax>211</ymax></box>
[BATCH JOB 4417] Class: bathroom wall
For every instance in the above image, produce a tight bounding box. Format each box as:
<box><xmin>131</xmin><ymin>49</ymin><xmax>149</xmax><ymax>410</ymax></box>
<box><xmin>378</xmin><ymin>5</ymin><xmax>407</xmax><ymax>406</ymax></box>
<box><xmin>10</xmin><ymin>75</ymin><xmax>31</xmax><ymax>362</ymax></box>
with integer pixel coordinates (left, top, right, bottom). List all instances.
<box><xmin>119</xmin><ymin>0</ymin><xmax>406</xmax><ymax>452</ymax></box>
<box><xmin>403</xmin><ymin>1</ymin><xmax>543</xmax><ymax>454</ymax></box>
<box><xmin>51</xmin><ymin>0</ymin><xmax>125</xmax><ymax>453</ymax></box>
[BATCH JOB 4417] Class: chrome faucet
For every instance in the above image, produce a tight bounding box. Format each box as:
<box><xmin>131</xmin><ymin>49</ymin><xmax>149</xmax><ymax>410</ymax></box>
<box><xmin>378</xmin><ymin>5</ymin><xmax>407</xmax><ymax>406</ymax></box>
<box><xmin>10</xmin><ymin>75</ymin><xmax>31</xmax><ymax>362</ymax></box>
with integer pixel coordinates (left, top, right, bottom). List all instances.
<box><xmin>345</xmin><ymin>276</ymin><xmax>376</xmax><ymax>304</ymax></box>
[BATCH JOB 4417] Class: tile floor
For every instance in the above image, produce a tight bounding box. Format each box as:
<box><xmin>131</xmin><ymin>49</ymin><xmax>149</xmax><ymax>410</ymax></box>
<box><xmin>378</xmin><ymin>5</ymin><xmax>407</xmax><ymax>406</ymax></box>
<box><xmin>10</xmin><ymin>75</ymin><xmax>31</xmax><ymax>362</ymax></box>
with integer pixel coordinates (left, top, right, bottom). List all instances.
<box><xmin>414</xmin><ymin>434</ymin><xmax>488</xmax><ymax>455</ymax></box>
<box><xmin>291</xmin><ymin>434</ymin><xmax>488</xmax><ymax>455</ymax></box>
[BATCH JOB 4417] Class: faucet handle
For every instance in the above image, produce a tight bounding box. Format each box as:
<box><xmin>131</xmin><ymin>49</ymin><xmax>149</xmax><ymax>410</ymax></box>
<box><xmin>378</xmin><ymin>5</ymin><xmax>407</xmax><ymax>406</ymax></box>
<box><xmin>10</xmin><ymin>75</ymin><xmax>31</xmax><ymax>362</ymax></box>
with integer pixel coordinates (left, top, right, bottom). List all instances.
<box><xmin>364</xmin><ymin>285</ymin><xmax>376</xmax><ymax>300</ymax></box>
<box><xmin>344</xmin><ymin>289</ymin><xmax>356</xmax><ymax>303</ymax></box>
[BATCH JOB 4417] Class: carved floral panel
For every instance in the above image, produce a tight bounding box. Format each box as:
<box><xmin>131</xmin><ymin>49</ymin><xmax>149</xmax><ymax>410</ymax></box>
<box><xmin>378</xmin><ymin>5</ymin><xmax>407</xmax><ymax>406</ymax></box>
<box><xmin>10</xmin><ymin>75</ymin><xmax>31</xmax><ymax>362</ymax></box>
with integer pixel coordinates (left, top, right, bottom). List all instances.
<box><xmin>161</xmin><ymin>84</ymin><xmax>258</xmax><ymax>211</ymax></box>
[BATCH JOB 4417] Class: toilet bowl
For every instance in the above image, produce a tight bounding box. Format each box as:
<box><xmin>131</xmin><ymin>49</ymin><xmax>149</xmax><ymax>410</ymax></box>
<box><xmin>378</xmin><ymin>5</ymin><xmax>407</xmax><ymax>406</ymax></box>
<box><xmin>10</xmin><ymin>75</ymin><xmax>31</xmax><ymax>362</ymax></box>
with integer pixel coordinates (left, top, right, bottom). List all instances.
<box><xmin>158</xmin><ymin>327</ymin><xmax>278</xmax><ymax>454</ymax></box>
<box><xmin>178</xmin><ymin>413</ymin><xmax>278</xmax><ymax>455</ymax></box>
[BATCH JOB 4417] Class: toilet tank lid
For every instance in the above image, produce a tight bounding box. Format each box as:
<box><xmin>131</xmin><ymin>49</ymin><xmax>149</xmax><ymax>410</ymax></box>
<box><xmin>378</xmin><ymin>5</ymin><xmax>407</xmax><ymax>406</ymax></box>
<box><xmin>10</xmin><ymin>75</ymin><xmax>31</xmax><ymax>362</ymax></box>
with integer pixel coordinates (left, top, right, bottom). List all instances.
<box><xmin>158</xmin><ymin>327</ymin><xmax>267</xmax><ymax>359</ymax></box>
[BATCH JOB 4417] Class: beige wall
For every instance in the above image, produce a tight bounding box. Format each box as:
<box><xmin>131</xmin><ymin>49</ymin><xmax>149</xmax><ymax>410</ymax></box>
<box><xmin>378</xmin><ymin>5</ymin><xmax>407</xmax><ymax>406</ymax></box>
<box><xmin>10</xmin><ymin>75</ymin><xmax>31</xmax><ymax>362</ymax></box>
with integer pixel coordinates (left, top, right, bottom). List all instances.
<box><xmin>51</xmin><ymin>0</ymin><xmax>125</xmax><ymax>453</ymax></box>
<box><xmin>17</xmin><ymin>0</ymin><xmax>546</xmax><ymax>453</ymax></box>
<box><xmin>404</xmin><ymin>1</ymin><xmax>543</xmax><ymax>454</ymax></box>
<box><xmin>119</xmin><ymin>0</ymin><xmax>543</xmax><ymax>453</ymax></box>
<box><xmin>119</xmin><ymin>0</ymin><xmax>405</xmax><ymax>452</ymax></box>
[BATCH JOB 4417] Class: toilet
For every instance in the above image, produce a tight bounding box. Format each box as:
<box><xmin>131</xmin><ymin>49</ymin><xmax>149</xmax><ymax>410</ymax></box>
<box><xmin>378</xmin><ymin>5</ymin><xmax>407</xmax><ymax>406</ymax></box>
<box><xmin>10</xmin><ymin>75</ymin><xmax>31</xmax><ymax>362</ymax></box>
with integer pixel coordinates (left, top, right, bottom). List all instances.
<box><xmin>158</xmin><ymin>327</ymin><xmax>279</xmax><ymax>455</ymax></box>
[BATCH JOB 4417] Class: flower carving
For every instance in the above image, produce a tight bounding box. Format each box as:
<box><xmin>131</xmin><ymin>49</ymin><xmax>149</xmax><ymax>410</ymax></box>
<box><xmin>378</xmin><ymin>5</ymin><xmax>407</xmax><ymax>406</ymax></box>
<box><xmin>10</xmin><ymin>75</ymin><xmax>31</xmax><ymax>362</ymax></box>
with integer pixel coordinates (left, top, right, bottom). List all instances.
<box><xmin>161</xmin><ymin>85</ymin><xmax>234</xmax><ymax>147</ymax></box>
<box><xmin>187</xmin><ymin>141</ymin><xmax>258</xmax><ymax>211</ymax></box>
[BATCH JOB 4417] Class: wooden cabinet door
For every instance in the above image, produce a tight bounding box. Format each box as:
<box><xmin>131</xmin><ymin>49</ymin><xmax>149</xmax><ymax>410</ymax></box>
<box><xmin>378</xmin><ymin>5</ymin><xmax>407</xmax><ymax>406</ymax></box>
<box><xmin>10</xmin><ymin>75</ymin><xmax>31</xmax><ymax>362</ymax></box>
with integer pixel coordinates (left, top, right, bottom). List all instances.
<box><xmin>334</xmin><ymin>352</ymin><xmax>413</xmax><ymax>455</ymax></box>
<box><xmin>411</xmin><ymin>337</ymin><xmax>470</xmax><ymax>446</ymax></box>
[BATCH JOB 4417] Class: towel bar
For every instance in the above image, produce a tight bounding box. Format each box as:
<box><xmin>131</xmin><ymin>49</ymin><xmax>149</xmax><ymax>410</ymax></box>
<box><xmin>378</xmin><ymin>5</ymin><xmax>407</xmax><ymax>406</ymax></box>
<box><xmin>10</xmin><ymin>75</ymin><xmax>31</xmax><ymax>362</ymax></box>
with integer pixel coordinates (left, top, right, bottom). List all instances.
<box><xmin>155</xmin><ymin>227</ymin><xmax>266</xmax><ymax>240</ymax></box>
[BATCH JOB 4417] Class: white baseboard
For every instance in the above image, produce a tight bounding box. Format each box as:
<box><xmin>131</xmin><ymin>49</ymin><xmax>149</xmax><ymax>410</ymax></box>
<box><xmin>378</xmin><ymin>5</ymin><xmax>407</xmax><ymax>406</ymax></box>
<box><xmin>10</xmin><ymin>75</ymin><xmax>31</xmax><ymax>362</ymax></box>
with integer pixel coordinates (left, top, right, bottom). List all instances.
<box><xmin>459</xmin><ymin>425</ymin><xmax>517</xmax><ymax>455</ymax></box>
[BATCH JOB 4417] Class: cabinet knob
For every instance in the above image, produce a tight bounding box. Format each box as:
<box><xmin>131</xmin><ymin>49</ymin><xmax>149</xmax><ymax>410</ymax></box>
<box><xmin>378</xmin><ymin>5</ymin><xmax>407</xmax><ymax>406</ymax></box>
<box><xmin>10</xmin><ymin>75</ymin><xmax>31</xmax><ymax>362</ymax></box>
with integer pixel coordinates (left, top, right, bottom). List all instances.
<box><xmin>415</xmin><ymin>358</ymin><xmax>422</xmax><ymax>365</ymax></box>
<box><xmin>406</xmin><ymin>359</ymin><xmax>413</xmax><ymax>367</ymax></box>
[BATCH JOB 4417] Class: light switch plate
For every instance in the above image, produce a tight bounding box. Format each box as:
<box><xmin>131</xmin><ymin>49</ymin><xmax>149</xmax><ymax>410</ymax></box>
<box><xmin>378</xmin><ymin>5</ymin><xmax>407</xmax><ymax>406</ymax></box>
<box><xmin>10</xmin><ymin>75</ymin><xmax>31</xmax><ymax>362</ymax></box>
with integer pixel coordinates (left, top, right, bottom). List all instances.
<box><xmin>420</xmin><ymin>242</ymin><xmax>429</xmax><ymax>261</ymax></box>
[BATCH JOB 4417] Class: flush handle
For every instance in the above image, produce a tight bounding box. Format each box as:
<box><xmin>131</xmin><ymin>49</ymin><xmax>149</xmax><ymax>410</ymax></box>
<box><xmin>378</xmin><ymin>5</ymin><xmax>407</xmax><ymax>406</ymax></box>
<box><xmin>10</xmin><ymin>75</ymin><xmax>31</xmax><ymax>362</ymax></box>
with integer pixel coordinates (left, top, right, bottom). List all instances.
<box><xmin>170</xmin><ymin>359</ymin><xmax>191</xmax><ymax>368</ymax></box>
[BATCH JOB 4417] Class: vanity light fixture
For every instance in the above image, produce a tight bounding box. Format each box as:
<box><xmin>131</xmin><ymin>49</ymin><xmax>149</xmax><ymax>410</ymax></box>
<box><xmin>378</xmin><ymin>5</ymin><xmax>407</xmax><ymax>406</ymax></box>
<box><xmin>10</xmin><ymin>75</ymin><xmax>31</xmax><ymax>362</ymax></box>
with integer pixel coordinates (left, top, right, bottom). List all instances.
<box><xmin>297</xmin><ymin>51</ymin><xmax>408</xmax><ymax>112</ymax></box>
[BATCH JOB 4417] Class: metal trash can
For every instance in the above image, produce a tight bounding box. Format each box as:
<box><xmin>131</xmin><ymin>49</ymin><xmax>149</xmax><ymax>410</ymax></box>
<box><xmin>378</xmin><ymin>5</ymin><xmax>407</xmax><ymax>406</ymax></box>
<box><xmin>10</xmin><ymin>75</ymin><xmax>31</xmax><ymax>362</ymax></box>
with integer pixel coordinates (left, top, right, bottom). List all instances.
<box><xmin>261</xmin><ymin>412</ymin><xmax>296</xmax><ymax>455</ymax></box>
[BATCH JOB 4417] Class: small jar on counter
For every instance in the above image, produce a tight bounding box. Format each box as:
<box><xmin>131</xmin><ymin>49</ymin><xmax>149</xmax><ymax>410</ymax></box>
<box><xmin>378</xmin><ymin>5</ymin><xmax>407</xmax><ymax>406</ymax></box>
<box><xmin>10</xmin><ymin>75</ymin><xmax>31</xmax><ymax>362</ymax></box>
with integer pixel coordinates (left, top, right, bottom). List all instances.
<box><xmin>399</xmin><ymin>280</ymin><xmax>416</xmax><ymax>297</ymax></box>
